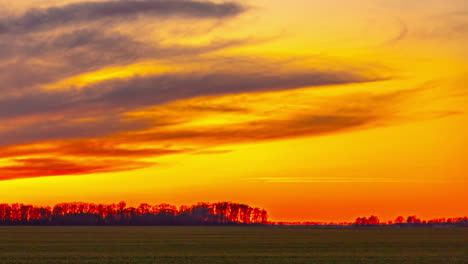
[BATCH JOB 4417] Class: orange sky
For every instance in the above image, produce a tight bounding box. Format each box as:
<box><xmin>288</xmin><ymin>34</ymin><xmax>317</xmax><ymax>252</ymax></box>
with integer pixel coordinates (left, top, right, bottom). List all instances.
<box><xmin>0</xmin><ymin>0</ymin><xmax>466</xmax><ymax>222</ymax></box>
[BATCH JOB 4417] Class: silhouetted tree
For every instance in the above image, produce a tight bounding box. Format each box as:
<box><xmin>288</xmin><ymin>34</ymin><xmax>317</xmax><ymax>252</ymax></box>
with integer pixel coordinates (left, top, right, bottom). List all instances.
<box><xmin>0</xmin><ymin>201</ymin><xmax>269</xmax><ymax>226</ymax></box>
<box><xmin>394</xmin><ymin>216</ymin><xmax>405</xmax><ymax>224</ymax></box>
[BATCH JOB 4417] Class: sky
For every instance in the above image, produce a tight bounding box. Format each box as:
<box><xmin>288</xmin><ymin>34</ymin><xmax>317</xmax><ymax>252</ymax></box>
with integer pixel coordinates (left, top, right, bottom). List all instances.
<box><xmin>0</xmin><ymin>0</ymin><xmax>466</xmax><ymax>222</ymax></box>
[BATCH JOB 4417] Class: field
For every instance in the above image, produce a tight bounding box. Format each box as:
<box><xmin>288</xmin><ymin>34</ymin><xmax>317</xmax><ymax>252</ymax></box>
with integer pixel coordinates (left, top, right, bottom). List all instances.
<box><xmin>0</xmin><ymin>226</ymin><xmax>466</xmax><ymax>264</ymax></box>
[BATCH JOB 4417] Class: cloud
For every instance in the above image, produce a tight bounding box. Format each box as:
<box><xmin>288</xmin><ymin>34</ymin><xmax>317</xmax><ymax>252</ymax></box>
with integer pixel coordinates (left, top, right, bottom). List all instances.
<box><xmin>0</xmin><ymin>158</ymin><xmax>153</xmax><ymax>180</ymax></box>
<box><xmin>0</xmin><ymin>70</ymin><xmax>383</xmax><ymax>122</ymax></box>
<box><xmin>0</xmin><ymin>29</ymin><xmax>252</xmax><ymax>93</ymax></box>
<box><xmin>248</xmin><ymin>177</ymin><xmax>407</xmax><ymax>183</ymax></box>
<box><xmin>0</xmin><ymin>0</ymin><xmax>249</xmax><ymax>94</ymax></box>
<box><xmin>0</xmin><ymin>28</ymin><xmax>252</xmax><ymax>64</ymax></box>
<box><xmin>0</xmin><ymin>87</ymin><xmax>419</xmax><ymax>180</ymax></box>
<box><xmin>0</xmin><ymin>140</ymin><xmax>187</xmax><ymax>159</ymax></box>
<box><xmin>0</xmin><ymin>0</ymin><xmax>245</xmax><ymax>34</ymax></box>
<box><xmin>0</xmin><ymin>113</ymin><xmax>375</xmax><ymax>180</ymax></box>
<box><xmin>191</xmin><ymin>150</ymin><xmax>233</xmax><ymax>155</ymax></box>
<box><xmin>412</xmin><ymin>10</ymin><xmax>468</xmax><ymax>41</ymax></box>
<box><xmin>120</xmin><ymin>113</ymin><xmax>377</xmax><ymax>145</ymax></box>
<box><xmin>99</xmin><ymin>88</ymin><xmax>417</xmax><ymax>146</ymax></box>
<box><xmin>3</xmin><ymin>88</ymin><xmax>410</xmax><ymax>150</ymax></box>
<box><xmin>0</xmin><ymin>116</ymin><xmax>153</xmax><ymax>146</ymax></box>
<box><xmin>380</xmin><ymin>19</ymin><xmax>409</xmax><ymax>46</ymax></box>
<box><xmin>0</xmin><ymin>0</ymin><xmax>411</xmax><ymax>182</ymax></box>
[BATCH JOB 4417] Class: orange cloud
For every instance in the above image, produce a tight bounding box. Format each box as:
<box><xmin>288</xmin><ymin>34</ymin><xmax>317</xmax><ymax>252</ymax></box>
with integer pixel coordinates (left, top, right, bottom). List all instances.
<box><xmin>0</xmin><ymin>87</ymin><xmax>421</xmax><ymax>180</ymax></box>
<box><xmin>0</xmin><ymin>158</ymin><xmax>152</xmax><ymax>180</ymax></box>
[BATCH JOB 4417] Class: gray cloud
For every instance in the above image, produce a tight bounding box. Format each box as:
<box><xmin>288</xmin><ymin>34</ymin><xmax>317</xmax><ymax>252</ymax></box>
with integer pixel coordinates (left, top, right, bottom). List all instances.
<box><xmin>0</xmin><ymin>88</ymin><xmax>413</xmax><ymax>157</ymax></box>
<box><xmin>0</xmin><ymin>28</ymin><xmax>252</xmax><ymax>93</ymax></box>
<box><xmin>125</xmin><ymin>114</ymin><xmax>378</xmax><ymax>145</ymax></box>
<box><xmin>0</xmin><ymin>69</ymin><xmax>386</xmax><ymax>146</ymax></box>
<box><xmin>0</xmin><ymin>1</ymin><xmax>408</xmax><ymax>181</ymax></box>
<box><xmin>0</xmin><ymin>70</ymin><xmax>383</xmax><ymax>121</ymax></box>
<box><xmin>0</xmin><ymin>0</ymin><xmax>245</xmax><ymax>35</ymax></box>
<box><xmin>0</xmin><ymin>1</ymin><xmax>249</xmax><ymax>94</ymax></box>
<box><xmin>0</xmin><ymin>115</ymin><xmax>152</xmax><ymax>147</ymax></box>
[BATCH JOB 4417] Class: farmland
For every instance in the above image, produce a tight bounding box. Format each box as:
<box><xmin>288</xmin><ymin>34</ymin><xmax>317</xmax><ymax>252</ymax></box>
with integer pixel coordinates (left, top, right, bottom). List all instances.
<box><xmin>0</xmin><ymin>226</ymin><xmax>466</xmax><ymax>263</ymax></box>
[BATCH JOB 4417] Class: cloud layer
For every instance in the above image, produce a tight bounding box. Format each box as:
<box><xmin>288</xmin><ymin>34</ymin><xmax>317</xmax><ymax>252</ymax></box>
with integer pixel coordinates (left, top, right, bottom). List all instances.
<box><xmin>0</xmin><ymin>0</ymin><xmax>244</xmax><ymax>34</ymax></box>
<box><xmin>0</xmin><ymin>0</ymin><xmax>403</xmax><ymax>180</ymax></box>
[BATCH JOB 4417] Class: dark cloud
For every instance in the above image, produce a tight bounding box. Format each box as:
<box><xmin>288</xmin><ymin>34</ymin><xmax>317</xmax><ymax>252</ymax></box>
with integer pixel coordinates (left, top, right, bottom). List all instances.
<box><xmin>0</xmin><ymin>28</ymin><xmax>251</xmax><ymax>61</ymax></box>
<box><xmin>0</xmin><ymin>70</ymin><xmax>383</xmax><ymax>122</ymax></box>
<box><xmin>95</xmin><ymin>71</ymin><xmax>378</xmax><ymax>108</ymax></box>
<box><xmin>0</xmin><ymin>0</ymin><xmax>407</xmax><ymax>181</ymax></box>
<box><xmin>121</xmin><ymin>114</ymin><xmax>377</xmax><ymax>145</ymax></box>
<box><xmin>0</xmin><ymin>29</ymin><xmax>252</xmax><ymax>93</ymax></box>
<box><xmin>2</xmin><ymin>88</ymin><xmax>412</xmax><ymax>151</ymax></box>
<box><xmin>0</xmin><ymin>116</ymin><xmax>152</xmax><ymax>146</ymax></box>
<box><xmin>0</xmin><ymin>88</ymin><xmax>417</xmax><ymax>180</ymax></box>
<box><xmin>0</xmin><ymin>1</ymin><xmax>249</xmax><ymax>94</ymax></box>
<box><xmin>0</xmin><ymin>89</ymin><xmax>406</xmax><ymax>161</ymax></box>
<box><xmin>0</xmin><ymin>0</ymin><xmax>245</xmax><ymax>34</ymax></box>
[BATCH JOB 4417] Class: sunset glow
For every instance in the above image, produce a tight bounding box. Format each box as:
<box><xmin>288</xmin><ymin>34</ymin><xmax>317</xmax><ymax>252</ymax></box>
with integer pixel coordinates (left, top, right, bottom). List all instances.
<box><xmin>0</xmin><ymin>0</ymin><xmax>467</xmax><ymax>222</ymax></box>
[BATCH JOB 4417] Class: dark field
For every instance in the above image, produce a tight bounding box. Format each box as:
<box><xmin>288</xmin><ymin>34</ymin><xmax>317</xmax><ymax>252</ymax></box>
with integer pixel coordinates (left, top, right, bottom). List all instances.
<box><xmin>0</xmin><ymin>226</ymin><xmax>466</xmax><ymax>264</ymax></box>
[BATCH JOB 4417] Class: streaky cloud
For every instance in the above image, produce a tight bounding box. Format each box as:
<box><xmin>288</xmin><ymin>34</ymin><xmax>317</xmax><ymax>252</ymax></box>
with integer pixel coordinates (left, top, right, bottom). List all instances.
<box><xmin>0</xmin><ymin>158</ymin><xmax>153</xmax><ymax>180</ymax></box>
<box><xmin>0</xmin><ymin>0</ymin><xmax>245</xmax><ymax>34</ymax></box>
<box><xmin>0</xmin><ymin>140</ymin><xmax>187</xmax><ymax>159</ymax></box>
<box><xmin>0</xmin><ymin>88</ymin><xmax>419</xmax><ymax>179</ymax></box>
<box><xmin>0</xmin><ymin>70</ymin><xmax>384</xmax><ymax>123</ymax></box>
<box><xmin>0</xmin><ymin>29</ymin><xmax>254</xmax><ymax>93</ymax></box>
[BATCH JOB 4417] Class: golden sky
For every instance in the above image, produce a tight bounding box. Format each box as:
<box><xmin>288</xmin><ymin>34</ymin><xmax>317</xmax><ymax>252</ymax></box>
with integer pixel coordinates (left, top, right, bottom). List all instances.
<box><xmin>0</xmin><ymin>0</ymin><xmax>466</xmax><ymax>221</ymax></box>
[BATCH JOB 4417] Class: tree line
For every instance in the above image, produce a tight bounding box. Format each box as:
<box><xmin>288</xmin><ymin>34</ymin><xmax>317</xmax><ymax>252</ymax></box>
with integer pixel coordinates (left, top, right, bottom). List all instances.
<box><xmin>0</xmin><ymin>202</ymin><xmax>268</xmax><ymax>225</ymax></box>
<box><xmin>355</xmin><ymin>215</ymin><xmax>468</xmax><ymax>226</ymax></box>
<box><xmin>1</xmin><ymin>201</ymin><xmax>465</xmax><ymax>226</ymax></box>
<box><xmin>275</xmin><ymin>215</ymin><xmax>468</xmax><ymax>226</ymax></box>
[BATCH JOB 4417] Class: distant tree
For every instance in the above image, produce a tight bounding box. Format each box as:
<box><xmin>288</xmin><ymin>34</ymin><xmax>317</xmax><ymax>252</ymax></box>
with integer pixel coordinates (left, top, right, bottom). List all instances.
<box><xmin>407</xmin><ymin>216</ymin><xmax>421</xmax><ymax>223</ymax></box>
<box><xmin>394</xmin><ymin>216</ymin><xmax>405</xmax><ymax>224</ymax></box>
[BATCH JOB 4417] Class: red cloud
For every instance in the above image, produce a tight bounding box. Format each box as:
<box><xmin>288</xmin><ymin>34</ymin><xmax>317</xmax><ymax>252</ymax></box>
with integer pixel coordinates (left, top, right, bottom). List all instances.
<box><xmin>0</xmin><ymin>158</ymin><xmax>152</xmax><ymax>180</ymax></box>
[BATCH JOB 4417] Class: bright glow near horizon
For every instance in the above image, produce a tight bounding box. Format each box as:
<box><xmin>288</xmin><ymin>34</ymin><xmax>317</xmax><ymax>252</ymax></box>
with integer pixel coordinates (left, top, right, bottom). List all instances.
<box><xmin>0</xmin><ymin>0</ymin><xmax>466</xmax><ymax>221</ymax></box>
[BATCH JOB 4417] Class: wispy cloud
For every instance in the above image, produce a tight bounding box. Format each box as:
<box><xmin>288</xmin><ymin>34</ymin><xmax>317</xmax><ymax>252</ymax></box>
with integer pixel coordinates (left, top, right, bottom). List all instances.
<box><xmin>0</xmin><ymin>0</ymin><xmax>249</xmax><ymax>94</ymax></box>
<box><xmin>0</xmin><ymin>0</ymin><xmax>431</xmax><ymax>181</ymax></box>
<box><xmin>0</xmin><ymin>70</ymin><xmax>382</xmax><ymax>118</ymax></box>
<box><xmin>0</xmin><ymin>29</ymin><xmax>253</xmax><ymax>93</ymax></box>
<box><xmin>0</xmin><ymin>158</ymin><xmax>152</xmax><ymax>180</ymax></box>
<box><xmin>248</xmin><ymin>176</ymin><xmax>450</xmax><ymax>184</ymax></box>
<box><xmin>248</xmin><ymin>177</ymin><xmax>409</xmax><ymax>183</ymax></box>
<box><xmin>0</xmin><ymin>0</ymin><xmax>245</xmax><ymax>34</ymax></box>
<box><xmin>0</xmin><ymin>87</ymin><xmax>418</xmax><ymax>180</ymax></box>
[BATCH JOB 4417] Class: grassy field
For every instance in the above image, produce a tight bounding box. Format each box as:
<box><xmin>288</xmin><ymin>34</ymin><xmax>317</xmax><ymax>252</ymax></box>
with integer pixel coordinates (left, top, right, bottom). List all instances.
<box><xmin>0</xmin><ymin>226</ymin><xmax>466</xmax><ymax>264</ymax></box>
